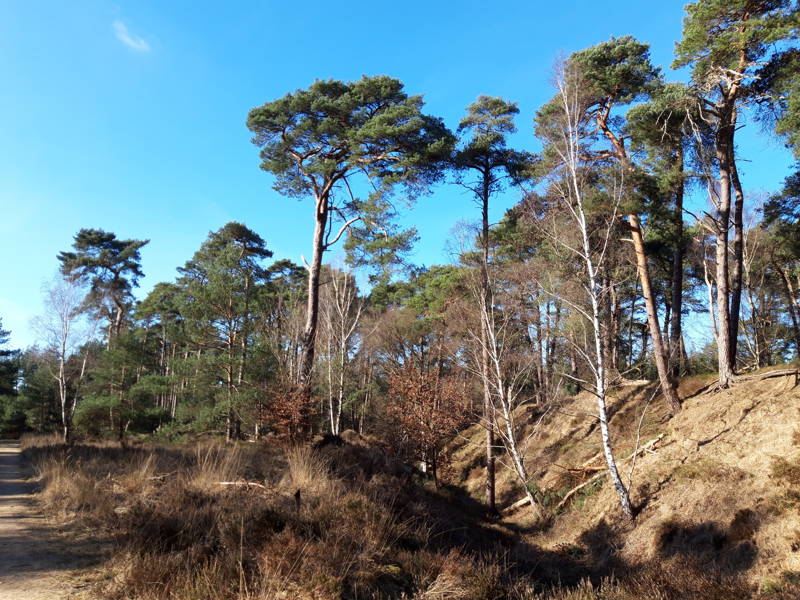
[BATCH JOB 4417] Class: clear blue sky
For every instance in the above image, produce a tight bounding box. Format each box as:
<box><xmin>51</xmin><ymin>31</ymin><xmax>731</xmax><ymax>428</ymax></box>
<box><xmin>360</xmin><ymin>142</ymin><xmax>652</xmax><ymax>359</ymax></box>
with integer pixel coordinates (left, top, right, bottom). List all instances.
<box><xmin>0</xmin><ymin>1</ymin><xmax>794</xmax><ymax>349</ymax></box>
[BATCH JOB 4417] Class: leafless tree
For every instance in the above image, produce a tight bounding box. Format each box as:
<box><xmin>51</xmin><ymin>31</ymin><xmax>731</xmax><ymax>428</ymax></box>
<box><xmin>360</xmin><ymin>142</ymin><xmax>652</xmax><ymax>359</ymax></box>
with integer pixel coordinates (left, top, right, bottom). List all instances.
<box><xmin>32</xmin><ymin>275</ymin><xmax>96</xmax><ymax>443</ymax></box>
<box><xmin>320</xmin><ymin>265</ymin><xmax>363</xmax><ymax>435</ymax></box>
<box><xmin>532</xmin><ymin>64</ymin><xmax>634</xmax><ymax>519</ymax></box>
<box><xmin>452</xmin><ymin>228</ymin><xmax>549</xmax><ymax>520</ymax></box>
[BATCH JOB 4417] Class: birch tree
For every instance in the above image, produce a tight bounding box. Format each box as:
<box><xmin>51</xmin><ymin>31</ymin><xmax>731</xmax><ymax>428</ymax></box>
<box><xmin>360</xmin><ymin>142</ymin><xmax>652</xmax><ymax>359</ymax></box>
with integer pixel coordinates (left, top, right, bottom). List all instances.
<box><xmin>567</xmin><ymin>36</ymin><xmax>681</xmax><ymax>414</ymax></box>
<box><xmin>33</xmin><ymin>276</ymin><xmax>95</xmax><ymax>443</ymax></box>
<box><xmin>454</xmin><ymin>95</ymin><xmax>533</xmax><ymax>513</ymax></box>
<box><xmin>464</xmin><ymin>266</ymin><xmax>549</xmax><ymax>520</ymax></box>
<box><xmin>320</xmin><ymin>266</ymin><xmax>363</xmax><ymax>435</ymax></box>
<box><xmin>533</xmin><ymin>64</ymin><xmax>634</xmax><ymax>520</ymax></box>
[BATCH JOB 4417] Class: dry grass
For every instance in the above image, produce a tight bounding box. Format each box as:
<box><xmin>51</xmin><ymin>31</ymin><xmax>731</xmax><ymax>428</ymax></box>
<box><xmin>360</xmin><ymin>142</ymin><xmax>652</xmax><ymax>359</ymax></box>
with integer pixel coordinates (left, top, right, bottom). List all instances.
<box><xmin>282</xmin><ymin>445</ymin><xmax>333</xmax><ymax>497</ymax></box>
<box><xmin>445</xmin><ymin>370</ymin><xmax>800</xmax><ymax>593</ymax></box>
<box><xmin>189</xmin><ymin>441</ymin><xmax>244</xmax><ymax>489</ymax></box>
<box><xmin>25</xmin><ymin>433</ymin><xmax>787</xmax><ymax>600</ymax></box>
<box><xmin>22</xmin><ymin>370</ymin><xmax>800</xmax><ymax>599</ymax></box>
<box><xmin>25</xmin><ymin>435</ymin><xmax>527</xmax><ymax>599</ymax></box>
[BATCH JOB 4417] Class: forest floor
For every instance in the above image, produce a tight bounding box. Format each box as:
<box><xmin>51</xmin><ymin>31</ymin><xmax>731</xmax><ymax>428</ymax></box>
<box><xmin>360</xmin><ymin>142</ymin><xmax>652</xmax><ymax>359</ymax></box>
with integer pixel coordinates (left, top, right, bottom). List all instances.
<box><xmin>0</xmin><ymin>440</ymin><xmax>102</xmax><ymax>600</ymax></box>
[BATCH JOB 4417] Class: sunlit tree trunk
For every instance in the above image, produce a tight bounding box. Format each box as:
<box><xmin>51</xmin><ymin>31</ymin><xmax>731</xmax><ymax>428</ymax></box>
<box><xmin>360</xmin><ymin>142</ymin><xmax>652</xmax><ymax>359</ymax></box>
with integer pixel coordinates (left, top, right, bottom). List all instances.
<box><xmin>298</xmin><ymin>194</ymin><xmax>331</xmax><ymax>388</ymax></box>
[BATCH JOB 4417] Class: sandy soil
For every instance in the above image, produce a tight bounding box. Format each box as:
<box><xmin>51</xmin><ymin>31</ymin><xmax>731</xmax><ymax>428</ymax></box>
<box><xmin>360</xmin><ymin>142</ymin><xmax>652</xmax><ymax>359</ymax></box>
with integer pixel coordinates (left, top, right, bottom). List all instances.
<box><xmin>0</xmin><ymin>441</ymin><xmax>100</xmax><ymax>600</ymax></box>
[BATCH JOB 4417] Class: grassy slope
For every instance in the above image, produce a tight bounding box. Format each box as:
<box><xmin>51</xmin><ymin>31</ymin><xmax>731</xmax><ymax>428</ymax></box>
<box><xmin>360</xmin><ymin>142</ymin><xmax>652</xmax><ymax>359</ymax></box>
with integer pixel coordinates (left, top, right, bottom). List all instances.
<box><xmin>447</xmin><ymin>368</ymin><xmax>800</xmax><ymax>592</ymax></box>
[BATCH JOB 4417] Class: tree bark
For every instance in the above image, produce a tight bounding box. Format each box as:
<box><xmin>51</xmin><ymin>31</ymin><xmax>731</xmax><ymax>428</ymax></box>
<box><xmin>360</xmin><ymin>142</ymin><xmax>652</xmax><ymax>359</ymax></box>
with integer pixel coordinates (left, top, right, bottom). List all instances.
<box><xmin>584</xmin><ymin>222</ymin><xmax>633</xmax><ymax>520</ymax></box>
<box><xmin>629</xmin><ymin>215</ymin><xmax>681</xmax><ymax>414</ymax></box>
<box><xmin>298</xmin><ymin>194</ymin><xmax>329</xmax><ymax>388</ymax></box>
<box><xmin>480</xmin><ymin>185</ymin><xmax>497</xmax><ymax>514</ymax></box>
<box><xmin>596</xmin><ymin>108</ymin><xmax>680</xmax><ymax>410</ymax></box>
<box><xmin>714</xmin><ymin>108</ymin><xmax>735</xmax><ymax>388</ymax></box>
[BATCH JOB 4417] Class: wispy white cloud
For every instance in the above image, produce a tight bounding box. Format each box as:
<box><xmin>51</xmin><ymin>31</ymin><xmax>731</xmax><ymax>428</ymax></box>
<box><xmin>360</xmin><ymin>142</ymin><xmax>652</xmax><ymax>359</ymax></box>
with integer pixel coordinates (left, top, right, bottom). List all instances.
<box><xmin>113</xmin><ymin>20</ymin><xmax>150</xmax><ymax>52</ymax></box>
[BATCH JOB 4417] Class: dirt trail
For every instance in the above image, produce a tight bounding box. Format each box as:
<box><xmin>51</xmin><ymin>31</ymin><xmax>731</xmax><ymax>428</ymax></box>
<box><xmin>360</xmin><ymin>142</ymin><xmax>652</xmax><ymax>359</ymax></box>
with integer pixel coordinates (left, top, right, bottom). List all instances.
<box><xmin>0</xmin><ymin>441</ymin><xmax>99</xmax><ymax>599</ymax></box>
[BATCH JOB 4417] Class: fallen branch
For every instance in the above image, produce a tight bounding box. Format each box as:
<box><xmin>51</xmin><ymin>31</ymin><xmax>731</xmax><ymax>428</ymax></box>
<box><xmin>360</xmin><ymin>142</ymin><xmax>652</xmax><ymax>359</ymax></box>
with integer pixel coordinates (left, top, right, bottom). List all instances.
<box><xmin>686</xmin><ymin>369</ymin><xmax>800</xmax><ymax>400</ymax></box>
<box><xmin>579</xmin><ymin>451</ymin><xmax>603</xmax><ymax>468</ymax></box>
<box><xmin>736</xmin><ymin>368</ymin><xmax>799</xmax><ymax>383</ymax></box>
<box><xmin>554</xmin><ymin>434</ymin><xmax>665</xmax><ymax>511</ymax></box>
<box><xmin>554</xmin><ymin>471</ymin><xmax>606</xmax><ymax>511</ymax></box>
<box><xmin>506</xmin><ymin>434</ymin><xmax>666</xmax><ymax>514</ymax></box>
<box><xmin>506</xmin><ymin>494</ymin><xmax>539</xmax><ymax>512</ymax></box>
<box><xmin>215</xmin><ymin>481</ymin><xmax>268</xmax><ymax>490</ymax></box>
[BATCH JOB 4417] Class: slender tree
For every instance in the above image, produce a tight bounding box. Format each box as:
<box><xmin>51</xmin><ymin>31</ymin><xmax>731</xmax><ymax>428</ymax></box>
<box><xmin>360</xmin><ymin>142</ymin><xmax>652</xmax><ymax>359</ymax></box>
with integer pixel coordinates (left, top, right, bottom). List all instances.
<box><xmin>534</xmin><ymin>62</ymin><xmax>634</xmax><ymax>519</ymax></box>
<box><xmin>567</xmin><ymin>36</ymin><xmax>681</xmax><ymax>413</ymax></box>
<box><xmin>627</xmin><ymin>83</ymin><xmax>699</xmax><ymax>377</ymax></box>
<box><xmin>454</xmin><ymin>96</ymin><xmax>533</xmax><ymax>513</ymax></box>
<box><xmin>319</xmin><ymin>266</ymin><xmax>363</xmax><ymax>435</ymax></box>
<box><xmin>33</xmin><ymin>276</ymin><xmax>96</xmax><ymax>443</ymax></box>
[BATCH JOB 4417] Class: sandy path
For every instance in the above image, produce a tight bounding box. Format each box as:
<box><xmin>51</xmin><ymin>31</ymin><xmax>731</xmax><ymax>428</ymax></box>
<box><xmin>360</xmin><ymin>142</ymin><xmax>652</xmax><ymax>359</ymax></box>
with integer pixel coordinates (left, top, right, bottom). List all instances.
<box><xmin>0</xmin><ymin>441</ymin><xmax>100</xmax><ymax>599</ymax></box>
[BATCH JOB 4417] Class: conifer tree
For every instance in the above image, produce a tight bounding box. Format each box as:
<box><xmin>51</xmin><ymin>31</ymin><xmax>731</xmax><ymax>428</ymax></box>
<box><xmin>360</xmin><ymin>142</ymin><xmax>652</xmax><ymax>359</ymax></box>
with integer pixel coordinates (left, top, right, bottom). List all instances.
<box><xmin>565</xmin><ymin>36</ymin><xmax>681</xmax><ymax>413</ymax></box>
<box><xmin>247</xmin><ymin>75</ymin><xmax>453</xmax><ymax>388</ymax></box>
<box><xmin>674</xmin><ymin>0</ymin><xmax>799</xmax><ymax>385</ymax></box>
<box><xmin>58</xmin><ymin>229</ymin><xmax>148</xmax><ymax>343</ymax></box>
<box><xmin>454</xmin><ymin>95</ymin><xmax>533</xmax><ymax>512</ymax></box>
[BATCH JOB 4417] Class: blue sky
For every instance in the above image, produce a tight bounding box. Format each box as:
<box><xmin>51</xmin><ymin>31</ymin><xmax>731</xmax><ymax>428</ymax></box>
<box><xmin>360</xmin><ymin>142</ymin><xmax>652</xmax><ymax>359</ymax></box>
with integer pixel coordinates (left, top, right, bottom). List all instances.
<box><xmin>0</xmin><ymin>1</ymin><xmax>795</xmax><ymax>349</ymax></box>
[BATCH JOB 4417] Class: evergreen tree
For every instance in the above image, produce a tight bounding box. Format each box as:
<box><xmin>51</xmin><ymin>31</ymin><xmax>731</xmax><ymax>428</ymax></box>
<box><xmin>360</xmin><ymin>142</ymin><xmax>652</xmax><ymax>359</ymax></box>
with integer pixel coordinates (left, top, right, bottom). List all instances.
<box><xmin>558</xmin><ymin>36</ymin><xmax>682</xmax><ymax>413</ymax></box>
<box><xmin>247</xmin><ymin>75</ymin><xmax>454</xmax><ymax>388</ymax></box>
<box><xmin>0</xmin><ymin>318</ymin><xmax>23</xmax><ymax>436</ymax></box>
<box><xmin>453</xmin><ymin>95</ymin><xmax>533</xmax><ymax>512</ymax></box>
<box><xmin>58</xmin><ymin>229</ymin><xmax>149</xmax><ymax>342</ymax></box>
<box><xmin>674</xmin><ymin>0</ymin><xmax>799</xmax><ymax>384</ymax></box>
<box><xmin>627</xmin><ymin>83</ymin><xmax>700</xmax><ymax>376</ymax></box>
<box><xmin>176</xmin><ymin>222</ymin><xmax>273</xmax><ymax>440</ymax></box>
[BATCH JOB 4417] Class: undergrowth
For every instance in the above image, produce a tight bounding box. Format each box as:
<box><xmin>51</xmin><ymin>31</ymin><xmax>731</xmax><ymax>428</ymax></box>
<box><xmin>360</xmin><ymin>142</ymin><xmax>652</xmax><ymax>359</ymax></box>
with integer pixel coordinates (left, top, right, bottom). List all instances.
<box><xmin>21</xmin><ymin>434</ymin><xmax>797</xmax><ymax>599</ymax></box>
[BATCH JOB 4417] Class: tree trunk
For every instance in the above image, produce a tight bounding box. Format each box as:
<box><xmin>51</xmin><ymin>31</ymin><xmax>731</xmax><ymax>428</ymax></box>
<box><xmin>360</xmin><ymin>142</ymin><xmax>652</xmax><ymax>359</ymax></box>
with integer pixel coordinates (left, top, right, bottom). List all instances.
<box><xmin>729</xmin><ymin>146</ymin><xmax>745</xmax><ymax>370</ymax></box>
<box><xmin>587</xmin><ymin>252</ymin><xmax>633</xmax><ymax>520</ymax></box>
<box><xmin>596</xmin><ymin>107</ymin><xmax>679</xmax><ymax>409</ymax></box>
<box><xmin>714</xmin><ymin>111</ymin><xmax>735</xmax><ymax>388</ymax></box>
<box><xmin>669</xmin><ymin>150</ymin><xmax>685</xmax><ymax>378</ymax></box>
<box><xmin>776</xmin><ymin>263</ymin><xmax>800</xmax><ymax>354</ymax></box>
<box><xmin>480</xmin><ymin>187</ymin><xmax>497</xmax><ymax>514</ymax></box>
<box><xmin>629</xmin><ymin>215</ymin><xmax>681</xmax><ymax>414</ymax></box>
<box><xmin>299</xmin><ymin>194</ymin><xmax>329</xmax><ymax>388</ymax></box>
<box><xmin>628</xmin><ymin>280</ymin><xmax>639</xmax><ymax>369</ymax></box>
<box><xmin>607</xmin><ymin>277</ymin><xmax>621</xmax><ymax>376</ymax></box>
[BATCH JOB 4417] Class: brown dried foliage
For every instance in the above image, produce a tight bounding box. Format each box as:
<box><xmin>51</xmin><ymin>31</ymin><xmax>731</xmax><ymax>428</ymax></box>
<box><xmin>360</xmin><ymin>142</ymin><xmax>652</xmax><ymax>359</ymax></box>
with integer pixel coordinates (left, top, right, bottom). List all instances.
<box><xmin>386</xmin><ymin>365</ymin><xmax>473</xmax><ymax>479</ymax></box>
<box><xmin>261</xmin><ymin>378</ymin><xmax>317</xmax><ymax>442</ymax></box>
